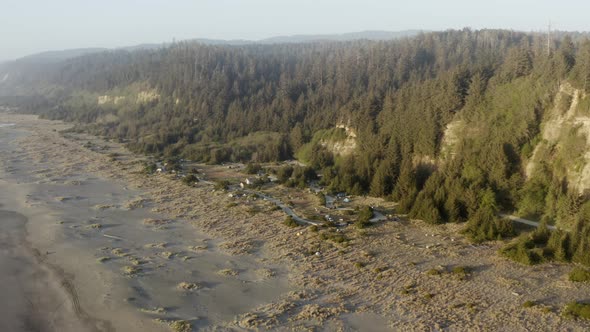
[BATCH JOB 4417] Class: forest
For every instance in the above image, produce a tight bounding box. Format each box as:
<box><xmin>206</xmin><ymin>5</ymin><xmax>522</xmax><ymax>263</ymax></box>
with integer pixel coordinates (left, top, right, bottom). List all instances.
<box><xmin>4</xmin><ymin>28</ymin><xmax>590</xmax><ymax>265</ymax></box>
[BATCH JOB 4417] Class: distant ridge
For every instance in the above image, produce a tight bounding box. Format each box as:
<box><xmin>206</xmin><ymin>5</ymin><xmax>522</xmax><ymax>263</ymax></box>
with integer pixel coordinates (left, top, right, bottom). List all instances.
<box><xmin>17</xmin><ymin>48</ymin><xmax>108</xmax><ymax>63</ymax></box>
<box><xmin>258</xmin><ymin>30</ymin><xmax>424</xmax><ymax>44</ymax></box>
<box><xmin>8</xmin><ymin>30</ymin><xmax>423</xmax><ymax>63</ymax></box>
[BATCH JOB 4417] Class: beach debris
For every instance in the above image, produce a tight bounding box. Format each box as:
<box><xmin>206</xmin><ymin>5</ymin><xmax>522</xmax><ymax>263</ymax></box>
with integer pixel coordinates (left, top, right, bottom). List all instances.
<box><xmin>122</xmin><ymin>265</ymin><xmax>141</xmax><ymax>276</ymax></box>
<box><xmin>177</xmin><ymin>282</ymin><xmax>201</xmax><ymax>291</ymax></box>
<box><xmin>104</xmin><ymin>233</ymin><xmax>126</xmax><ymax>241</ymax></box>
<box><xmin>218</xmin><ymin>268</ymin><xmax>239</xmax><ymax>276</ymax></box>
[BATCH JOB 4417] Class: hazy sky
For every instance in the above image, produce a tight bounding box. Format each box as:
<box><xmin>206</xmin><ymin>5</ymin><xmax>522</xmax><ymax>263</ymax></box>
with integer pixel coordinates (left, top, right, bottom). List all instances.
<box><xmin>1</xmin><ymin>0</ymin><xmax>589</xmax><ymax>61</ymax></box>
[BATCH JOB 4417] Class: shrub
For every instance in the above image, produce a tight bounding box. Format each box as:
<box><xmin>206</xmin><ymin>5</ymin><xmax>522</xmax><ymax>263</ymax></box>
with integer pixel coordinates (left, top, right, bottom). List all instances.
<box><xmin>358</xmin><ymin>206</ymin><xmax>374</xmax><ymax>223</ymax></box>
<box><xmin>426</xmin><ymin>268</ymin><xmax>442</xmax><ymax>276</ymax></box>
<box><xmin>563</xmin><ymin>301</ymin><xmax>590</xmax><ymax>320</ymax></box>
<box><xmin>452</xmin><ymin>266</ymin><xmax>471</xmax><ymax>280</ymax></box>
<box><xmin>320</xmin><ymin>231</ymin><xmax>349</xmax><ymax>244</ymax></box>
<box><xmin>500</xmin><ymin>223</ymin><xmax>553</xmax><ymax>265</ymax></box>
<box><xmin>523</xmin><ymin>300</ymin><xmax>537</xmax><ymax>308</ymax></box>
<box><xmin>182</xmin><ymin>174</ymin><xmax>198</xmax><ymax>186</ymax></box>
<box><xmin>317</xmin><ymin>193</ymin><xmax>326</xmax><ymax>206</ymax></box>
<box><xmin>214</xmin><ymin>180</ymin><xmax>230</xmax><ymax>190</ymax></box>
<box><xmin>569</xmin><ymin>267</ymin><xmax>590</xmax><ymax>282</ymax></box>
<box><xmin>354</xmin><ymin>220</ymin><xmax>370</xmax><ymax>229</ymax></box>
<box><xmin>245</xmin><ymin>163</ymin><xmax>262</xmax><ymax>174</ymax></box>
<box><xmin>143</xmin><ymin>162</ymin><xmax>157</xmax><ymax>174</ymax></box>
<box><xmin>284</xmin><ymin>216</ymin><xmax>299</xmax><ymax>228</ymax></box>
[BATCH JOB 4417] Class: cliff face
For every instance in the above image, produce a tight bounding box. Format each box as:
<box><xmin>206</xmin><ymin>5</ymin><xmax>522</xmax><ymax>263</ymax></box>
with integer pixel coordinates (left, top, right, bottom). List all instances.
<box><xmin>322</xmin><ymin>125</ymin><xmax>357</xmax><ymax>157</ymax></box>
<box><xmin>525</xmin><ymin>82</ymin><xmax>590</xmax><ymax>193</ymax></box>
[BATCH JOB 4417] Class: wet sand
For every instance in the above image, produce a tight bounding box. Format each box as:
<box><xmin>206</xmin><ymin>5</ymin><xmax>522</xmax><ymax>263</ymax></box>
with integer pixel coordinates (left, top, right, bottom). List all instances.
<box><xmin>2</xmin><ymin>112</ymin><xmax>590</xmax><ymax>331</ymax></box>
<box><xmin>0</xmin><ymin>117</ymin><xmax>290</xmax><ymax>331</ymax></box>
<box><xmin>0</xmin><ymin>210</ymin><xmax>89</xmax><ymax>332</ymax></box>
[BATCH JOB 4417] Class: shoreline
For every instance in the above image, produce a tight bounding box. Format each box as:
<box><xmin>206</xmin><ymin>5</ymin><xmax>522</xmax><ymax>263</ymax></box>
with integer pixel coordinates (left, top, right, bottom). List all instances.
<box><xmin>2</xmin><ymin>112</ymin><xmax>590</xmax><ymax>330</ymax></box>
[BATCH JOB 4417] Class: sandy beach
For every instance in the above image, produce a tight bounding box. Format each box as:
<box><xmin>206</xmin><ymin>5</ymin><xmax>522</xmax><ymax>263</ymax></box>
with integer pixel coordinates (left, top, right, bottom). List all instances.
<box><xmin>1</xmin><ymin>112</ymin><xmax>590</xmax><ymax>331</ymax></box>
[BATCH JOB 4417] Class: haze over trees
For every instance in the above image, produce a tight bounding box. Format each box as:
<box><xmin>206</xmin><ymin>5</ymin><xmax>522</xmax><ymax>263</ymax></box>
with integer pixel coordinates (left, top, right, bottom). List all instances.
<box><xmin>4</xmin><ymin>29</ymin><xmax>590</xmax><ymax>265</ymax></box>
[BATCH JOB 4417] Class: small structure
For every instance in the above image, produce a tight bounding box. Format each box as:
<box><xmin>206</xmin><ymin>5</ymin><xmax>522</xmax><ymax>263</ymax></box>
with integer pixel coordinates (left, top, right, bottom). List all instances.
<box><xmin>343</xmin><ymin>197</ymin><xmax>351</xmax><ymax>203</ymax></box>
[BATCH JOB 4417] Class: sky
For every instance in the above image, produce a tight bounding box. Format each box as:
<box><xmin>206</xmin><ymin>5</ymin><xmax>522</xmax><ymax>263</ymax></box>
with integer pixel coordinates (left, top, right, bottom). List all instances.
<box><xmin>1</xmin><ymin>0</ymin><xmax>589</xmax><ymax>61</ymax></box>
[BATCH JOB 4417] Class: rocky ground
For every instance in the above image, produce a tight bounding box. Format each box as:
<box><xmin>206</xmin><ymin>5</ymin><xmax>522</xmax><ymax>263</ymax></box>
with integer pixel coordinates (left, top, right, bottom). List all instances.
<box><xmin>5</xmin><ymin>112</ymin><xmax>590</xmax><ymax>331</ymax></box>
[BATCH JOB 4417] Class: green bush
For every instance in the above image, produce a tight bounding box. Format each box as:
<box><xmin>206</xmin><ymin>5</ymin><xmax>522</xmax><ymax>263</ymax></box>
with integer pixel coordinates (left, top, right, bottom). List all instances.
<box><xmin>569</xmin><ymin>267</ymin><xmax>590</xmax><ymax>282</ymax></box>
<box><xmin>452</xmin><ymin>265</ymin><xmax>471</xmax><ymax>280</ymax></box>
<box><xmin>320</xmin><ymin>230</ymin><xmax>349</xmax><ymax>244</ymax></box>
<box><xmin>284</xmin><ymin>216</ymin><xmax>299</xmax><ymax>228</ymax></box>
<box><xmin>245</xmin><ymin>163</ymin><xmax>262</xmax><ymax>174</ymax></box>
<box><xmin>522</xmin><ymin>300</ymin><xmax>537</xmax><ymax>308</ymax></box>
<box><xmin>317</xmin><ymin>193</ymin><xmax>326</xmax><ymax>206</ymax></box>
<box><xmin>563</xmin><ymin>301</ymin><xmax>590</xmax><ymax>320</ymax></box>
<box><xmin>214</xmin><ymin>180</ymin><xmax>230</xmax><ymax>190</ymax></box>
<box><xmin>426</xmin><ymin>268</ymin><xmax>442</xmax><ymax>276</ymax></box>
<box><xmin>461</xmin><ymin>188</ymin><xmax>515</xmax><ymax>242</ymax></box>
<box><xmin>500</xmin><ymin>222</ymin><xmax>552</xmax><ymax>265</ymax></box>
<box><xmin>354</xmin><ymin>220</ymin><xmax>370</xmax><ymax>229</ymax></box>
<box><xmin>143</xmin><ymin>162</ymin><xmax>157</xmax><ymax>174</ymax></box>
<box><xmin>182</xmin><ymin>174</ymin><xmax>198</xmax><ymax>186</ymax></box>
<box><xmin>358</xmin><ymin>206</ymin><xmax>374</xmax><ymax>222</ymax></box>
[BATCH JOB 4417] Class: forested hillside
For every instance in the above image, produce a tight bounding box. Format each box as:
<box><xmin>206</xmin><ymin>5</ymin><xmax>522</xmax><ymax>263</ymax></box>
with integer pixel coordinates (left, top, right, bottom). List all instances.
<box><xmin>4</xmin><ymin>29</ymin><xmax>590</xmax><ymax>264</ymax></box>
